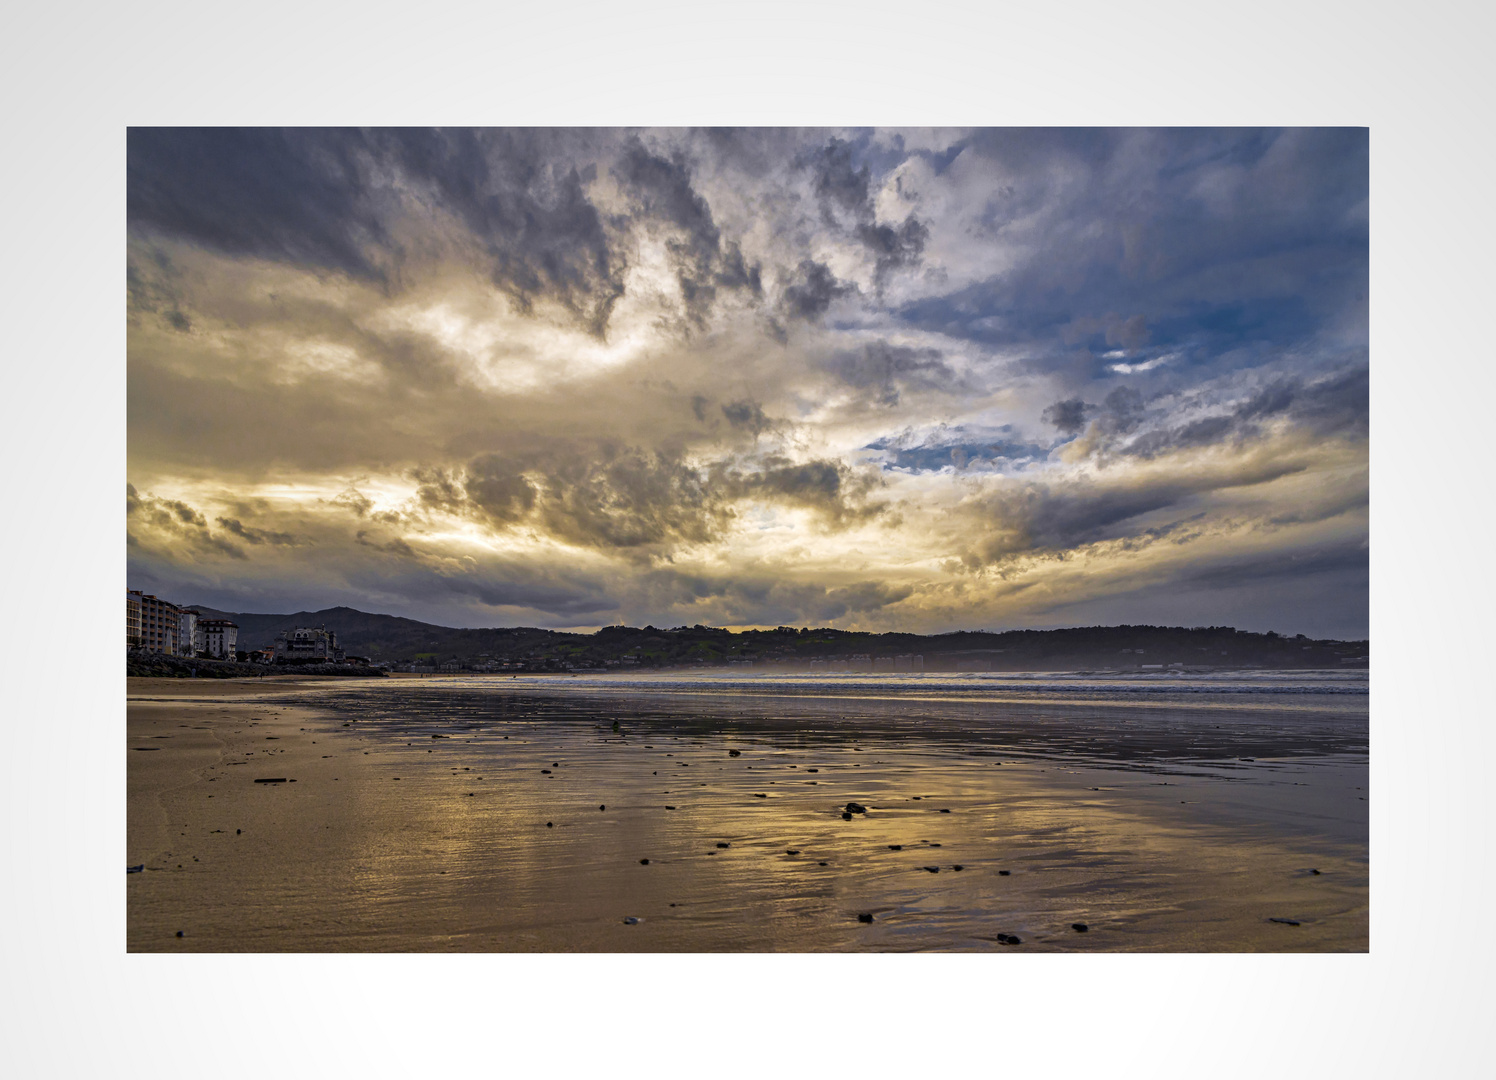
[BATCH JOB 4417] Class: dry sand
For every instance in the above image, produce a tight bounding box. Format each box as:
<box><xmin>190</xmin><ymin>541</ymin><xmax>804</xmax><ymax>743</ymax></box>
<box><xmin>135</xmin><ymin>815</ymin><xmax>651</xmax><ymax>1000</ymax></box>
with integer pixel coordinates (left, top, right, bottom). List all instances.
<box><xmin>127</xmin><ymin>676</ymin><xmax>1368</xmax><ymax>952</ymax></box>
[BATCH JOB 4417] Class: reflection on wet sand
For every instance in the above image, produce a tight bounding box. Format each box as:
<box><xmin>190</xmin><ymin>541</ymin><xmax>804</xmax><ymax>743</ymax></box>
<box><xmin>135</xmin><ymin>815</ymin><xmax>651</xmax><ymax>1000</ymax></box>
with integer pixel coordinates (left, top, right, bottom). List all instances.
<box><xmin>127</xmin><ymin>674</ymin><xmax>1367</xmax><ymax>952</ymax></box>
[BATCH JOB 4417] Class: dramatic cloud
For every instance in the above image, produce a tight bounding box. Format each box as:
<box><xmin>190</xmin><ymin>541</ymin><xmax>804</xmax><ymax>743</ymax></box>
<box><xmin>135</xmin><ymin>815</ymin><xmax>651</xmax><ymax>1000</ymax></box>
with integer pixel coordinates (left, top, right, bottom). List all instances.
<box><xmin>128</xmin><ymin>128</ymin><xmax>1368</xmax><ymax>638</ymax></box>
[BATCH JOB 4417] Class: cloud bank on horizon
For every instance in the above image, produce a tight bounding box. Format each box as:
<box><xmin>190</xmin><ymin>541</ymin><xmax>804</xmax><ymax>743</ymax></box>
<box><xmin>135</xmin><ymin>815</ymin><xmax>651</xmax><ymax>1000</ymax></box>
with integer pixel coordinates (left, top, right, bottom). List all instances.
<box><xmin>126</xmin><ymin>128</ymin><xmax>1368</xmax><ymax>638</ymax></box>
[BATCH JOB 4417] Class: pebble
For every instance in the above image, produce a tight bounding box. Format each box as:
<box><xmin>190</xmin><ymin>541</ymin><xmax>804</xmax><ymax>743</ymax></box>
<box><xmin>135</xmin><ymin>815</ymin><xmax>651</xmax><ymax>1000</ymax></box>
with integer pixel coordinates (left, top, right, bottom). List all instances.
<box><xmin>665</xmin><ymin>805</ymin><xmax>676</xmax><ymax>810</ymax></box>
<box><xmin>888</xmin><ymin>845</ymin><xmax>902</xmax><ymax>850</ymax></box>
<box><xmin>786</xmin><ymin>849</ymin><xmax>800</xmax><ymax>855</ymax></box>
<box><xmin>857</xmin><ymin>913</ymin><xmax>874</xmax><ymax>924</ymax></box>
<box><xmin>639</xmin><ymin>858</ymin><xmax>650</xmax><ymax>865</ymax></box>
<box><xmin>938</xmin><ymin>808</ymin><xmax>951</xmax><ymax>813</ymax></box>
<box><xmin>845</xmin><ymin>802</ymin><xmax>867</xmax><ymax>814</ymax></box>
<box><xmin>1071</xmin><ymin>923</ymin><xmax>1088</xmax><ymax>932</ymax></box>
<box><xmin>996</xmin><ymin>933</ymin><xmax>1021</xmax><ymax>945</ymax></box>
<box><xmin>923</xmin><ymin>866</ymin><xmax>940</xmax><ymax>873</ymax></box>
<box><xmin>716</xmin><ymin>842</ymin><xmax>731</xmax><ymax>848</ymax></box>
<box><xmin>546</xmin><ymin>821</ymin><xmax>553</xmax><ymax>828</ymax></box>
<box><xmin>623</xmin><ymin>916</ymin><xmax>640</xmax><ymax>925</ymax></box>
<box><xmin>1269</xmin><ymin>917</ymin><xmax>1301</xmax><ymax>926</ymax></box>
<box><xmin>841</xmin><ymin>813</ymin><xmax>852</xmax><ymax>820</ymax></box>
<box><xmin>952</xmin><ymin>865</ymin><xmax>964</xmax><ymax>871</ymax></box>
<box><xmin>998</xmin><ymin>870</ymin><xmax>1010</xmax><ymax>876</ymax></box>
<box><xmin>599</xmin><ymin>805</ymin><xmax>606</xmax><ymax>811</ymax></box>
<box><xmin>176</xmin><ymin>931</ymin><xmax>184</xmax><ymax>938</ymax></box>
<box><xmin>818</xmin><ymin>861</ymin><xmax>828</xmax><ymax>866</ymax></box>
<box><xmin>728</xmin><ymin>749</ymin><xmax>741</xmax><ymax>757</ymax></box>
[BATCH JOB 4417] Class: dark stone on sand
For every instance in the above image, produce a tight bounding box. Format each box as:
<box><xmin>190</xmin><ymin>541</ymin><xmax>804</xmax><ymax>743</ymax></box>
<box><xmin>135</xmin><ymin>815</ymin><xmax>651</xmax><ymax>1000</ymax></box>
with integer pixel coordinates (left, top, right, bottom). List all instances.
<box><xmin>1072</xmin><ymin>923</ymin><xmax>1088</xmax><ymax>932</ymax></box>
<box><xmin>841</xmin><ymin>813</ymin><xmax>852</xmax><ymax>820</ymax></box>
<box><xmin>127</xmin><ymin>865</ymin><xmax>143</xmax><ymax>873</ymax></box>
<box><xmin>640</xmin><ymin>859</ymin><xmax>650</xmax><ymax>865</ymax></box>
<box><xmin>716</xmin><ymin>842</ymin><xmax>731</xmax><ymax>848</ymax></box>
<box><xmin>858</xmin><ymin>913</ymin><xmax>874</xmax><ymax>923</ymax></box>
<box><xmin>888</xmin><ymin>845</ymin><xmax>902</xmax><ymax>850</ymax></box>
<box><xmin>431</xmin><ymin>734</ymin><xmax>446</xmax><ymax>738</ymax></box>
<box><xmin>176</xmin><ymin>931</ymin><xmax>184</xmax><ymax>938</ymax></box>
<box><xmin>546</xmin><ymin>821</ymin><xmax>553</xmax><ymax>828</ymax></box>
<box><xmin>753</xmin><ymin>793</ymin><xmax>767</xmax><ymax>798</ymax></box>
<box><xmin>845</xmin><ymin>802</ymin><xmax>867</xmax><ymax>814</ymax></box>
<box><xmin>998</xmin><ymin>870</ymin><xmax>1010</xmax><ymax>876</ymax></box>
<box><xmin>786</xmin><ymin>849</ymin><xmax>800</xmax><ymax>855</ymax></box>
<box><xmin>253</xmin><ymin>778</ymin><xmax>287</xmax><ymax>784</ymax></box>
<box><xmin>665</xmin><ymin>805</ymin><xmax>676</xmax><ymax>810</ymax></box>
<box><xmin>599</xmin><ymin>805</ymin><xmax>606</xmax><ymax>811</ymax></box>
<box><xmin>236</xmin><ymin>829</ymin><xmax>241</xmax><ymax>834</ymax></box>
<box><xmin>1269</xmin><ymin>917</ymin><xmax>1301</xmax><ymax>926</ymax></box>
<box><xmin>819</xmin><ymin>861</ymin><xmax>828</xmax><ymax>866</ymax></box>
<box><xmin>939</xmin><ymin>808</ymin><xmax>951</xmax><ymax>813</ymax></box>
<box><xmin>728</xmin><ymin>749</ymin><xmax>741</xmax><ymax>757</ymax></box>
<box><xmin>952</xmin><ymin>865</ymin><xmax>964</xmax><ymax>871</ymax></box>
<box><xmin>541</xmin><ymin>769</ymin><xmax>551</xmax><ymax>774</ymax></box>
<box><xmin>924</xmin><ymin>866</ymin><xmax>940</xmax><ymax>873</ymax></box>
<box><xmin>996</xmin><ymin>933</ymin><xmax>1021</xmax><ymax>945</ymax></box>
<box><xmin>1310</xmin><ymin>868</ymin><xmax>1322</xmax><ymax>875</ymax></box>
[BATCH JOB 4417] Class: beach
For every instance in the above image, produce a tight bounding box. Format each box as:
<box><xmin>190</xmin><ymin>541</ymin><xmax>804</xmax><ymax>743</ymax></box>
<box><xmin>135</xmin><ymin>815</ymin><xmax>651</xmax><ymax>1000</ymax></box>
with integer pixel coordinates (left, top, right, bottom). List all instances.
<box><xmin>127</xmin><ymin>672</ymin><xmax>1368</xmax><ymax>952</ymax></box>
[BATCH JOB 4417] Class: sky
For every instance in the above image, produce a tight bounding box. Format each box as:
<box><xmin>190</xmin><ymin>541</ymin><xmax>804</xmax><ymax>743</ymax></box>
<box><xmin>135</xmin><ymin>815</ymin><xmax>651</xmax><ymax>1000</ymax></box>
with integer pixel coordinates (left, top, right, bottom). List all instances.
<box><xmin>126</xmin><ymin>127</ymin><xmax>1368</xmax><ymax>638</ymax></box>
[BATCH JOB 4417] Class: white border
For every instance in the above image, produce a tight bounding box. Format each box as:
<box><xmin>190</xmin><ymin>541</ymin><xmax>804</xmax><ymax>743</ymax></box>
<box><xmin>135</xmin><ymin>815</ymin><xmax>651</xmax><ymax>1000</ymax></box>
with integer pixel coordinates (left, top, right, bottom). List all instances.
<box><xmin>4</xmin><ymin>0</ymin><xmax>1480</xmax><ymax>1076</ymax></box>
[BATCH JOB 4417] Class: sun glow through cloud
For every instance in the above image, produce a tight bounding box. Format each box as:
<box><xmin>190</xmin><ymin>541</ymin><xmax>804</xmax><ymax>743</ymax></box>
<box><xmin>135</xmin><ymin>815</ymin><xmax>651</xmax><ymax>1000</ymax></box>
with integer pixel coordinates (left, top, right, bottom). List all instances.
<box><xmin>127</xmin><ymin>128</ymin><xmax>1367</xmax><ymax>637</ymax></box>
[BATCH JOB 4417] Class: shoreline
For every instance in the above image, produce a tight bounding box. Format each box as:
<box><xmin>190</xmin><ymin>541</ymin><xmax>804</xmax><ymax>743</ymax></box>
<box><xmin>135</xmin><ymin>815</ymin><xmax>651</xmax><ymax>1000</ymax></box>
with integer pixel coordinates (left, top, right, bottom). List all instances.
<box><xmin>127</xmin><ymin>677</ymin><xmax>1367</xmax><ymax>953</ymax></box>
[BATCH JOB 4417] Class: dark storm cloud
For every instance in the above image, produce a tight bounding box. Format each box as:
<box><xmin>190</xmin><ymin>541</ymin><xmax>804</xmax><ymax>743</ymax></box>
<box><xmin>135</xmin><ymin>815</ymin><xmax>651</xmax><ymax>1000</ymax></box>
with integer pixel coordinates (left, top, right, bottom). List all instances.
<box><xmin>128</xmin><ymin>128</ymin><xmax>389</xmax><ymax>280</ymax></box>
<box><xmin>616</xmin><ymin>140</ymin><xmax>763</xmax><ymax>326</ymax></box>
<box><xmin>377</xmin><ymin>128</ymin><xmax>626</xmax><ymax>334</ymax></box>
<box><xmin>1172</xmin><ymin>538</ymin><xmax>1368</xmax><ymax>592</ymax></box>
<box><xmin>807</xmin><ymin>137</ymin><xmax>872</xmax><ymax>219</ymax></box>
<box><xmin>804</xmin><ymin>136</ymin><xmax>929</xmax><ymax>285</ymax></box>
<box><xmin>826</xmin><ymin>341</ymin><xmax>961</xmax><ymax>407</ymax></box>
<box><xmin>895</xmin><ymin>128</ymin><xmax>1367</xmax><ymax>382</ymax></box>
<box><xmin>958</xmin><ymin>451</ymin><xmax>1309</xmax><ymax>568</ymax></box>
<box><xmin>720</xmin><ymin>400</ymin><xmax>770</xmax><ymax>435</ymax></box>
<box><xmin>462</xmin><ymin>454</ymin><xmax>539</xmax><ymax>524</ymax></box>
<box><xmin>1118</xmin><ymin>362</ymin><xmax>1367</xmax><ymax>459</ymax></box>
<box><xmin>779</xmin><ymin>259</ymin><xmax>855</xmax><ymax>321</ymax></box>
<box><xmin>1041</xmin><ymin>398</ymin><xmax>1094</xmax><ymax>434</ymax></box>
<box><xmin>127</xmin><ymin>485</ymin><xmax>248</xmax><ymax>560</ymax></box>
<box><xmin>723</xmin><ymin>456</ymin><xmax>882</xmax><ymax>523</ymax></box>
<box><xmin>634</xmin><ymin>569</ymin><xmax>913</xmax><ymax>626</ymax></box>
<box><xmin>393</xmin><ymin>443</ymin><xmax>884</xmax><ymax>554</ymax></box>
<box><xmin>129</xmin><ymin>127</ymin><xmax>631</xmax><ymax>335</ymax></box>
<box><xmin>215</xmin><ymin>517</ymin><xmax>301</xmax><ymax>546</ymax></box>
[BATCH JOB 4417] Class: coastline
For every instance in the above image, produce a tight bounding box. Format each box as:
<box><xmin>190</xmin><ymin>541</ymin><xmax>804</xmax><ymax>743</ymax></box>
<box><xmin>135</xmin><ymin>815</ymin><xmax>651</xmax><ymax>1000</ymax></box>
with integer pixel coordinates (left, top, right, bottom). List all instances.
<box><xmin>128</xmin><ymin>675</ymin><xmax>1367</xmax><ymax>953</ymax></box>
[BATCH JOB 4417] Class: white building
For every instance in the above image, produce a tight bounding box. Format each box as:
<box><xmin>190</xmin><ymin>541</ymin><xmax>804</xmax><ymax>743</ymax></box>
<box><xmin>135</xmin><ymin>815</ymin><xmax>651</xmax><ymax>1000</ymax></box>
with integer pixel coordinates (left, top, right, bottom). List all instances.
<box><xmin>196</xmin><ymin>619</ymin><xmax>238</xmax><ymax>660</ymax></box>
<box><xmin>176</xmin><ymin>610</ymin><xmax>199</xmax><ymax>658</ymax></box>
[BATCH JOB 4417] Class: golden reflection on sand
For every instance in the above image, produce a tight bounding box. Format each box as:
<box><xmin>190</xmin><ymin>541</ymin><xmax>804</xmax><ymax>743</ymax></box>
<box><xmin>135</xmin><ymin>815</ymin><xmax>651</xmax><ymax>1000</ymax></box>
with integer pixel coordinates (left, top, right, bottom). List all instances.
<box><xmin>128</xmin><ymin>679</ymin><xmax>1367</xmax><ymax>952</ymax></box>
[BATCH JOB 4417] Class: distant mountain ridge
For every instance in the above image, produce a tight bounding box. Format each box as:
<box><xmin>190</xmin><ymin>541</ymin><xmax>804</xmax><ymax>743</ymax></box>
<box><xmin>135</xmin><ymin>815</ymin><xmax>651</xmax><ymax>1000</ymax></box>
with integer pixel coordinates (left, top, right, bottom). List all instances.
<box><xmin>182</xmin><ymin>603</ymin><xmax>1368</xmax><ymax>671</ymax></box>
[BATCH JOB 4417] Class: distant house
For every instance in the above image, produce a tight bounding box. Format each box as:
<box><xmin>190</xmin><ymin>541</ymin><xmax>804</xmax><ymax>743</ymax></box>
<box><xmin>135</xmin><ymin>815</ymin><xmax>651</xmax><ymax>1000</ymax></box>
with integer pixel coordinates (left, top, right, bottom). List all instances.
<box><xmin>196</xmin><ymin>619</ymin><xmax>238</xmax><ymax>660</ymax></box>
<box><xmin>273</xmin><ymin>626</ymin><xmax>344</xmax><ymax>663</ymax></box>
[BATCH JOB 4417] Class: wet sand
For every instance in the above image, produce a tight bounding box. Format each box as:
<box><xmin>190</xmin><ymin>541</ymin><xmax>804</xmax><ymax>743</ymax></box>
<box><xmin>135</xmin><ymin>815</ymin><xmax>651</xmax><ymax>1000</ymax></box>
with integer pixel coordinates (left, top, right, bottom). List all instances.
<box><xmin>127</xmin><ymin>675</ymin><xmax>1368</xmax><ymax>952</ymax></box>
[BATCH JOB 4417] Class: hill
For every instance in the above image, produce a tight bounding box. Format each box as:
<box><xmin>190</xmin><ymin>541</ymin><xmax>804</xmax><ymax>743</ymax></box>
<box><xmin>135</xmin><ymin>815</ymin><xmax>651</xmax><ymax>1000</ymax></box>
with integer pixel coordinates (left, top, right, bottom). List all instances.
<box><xmin>180</xmin><ymin>604</ymin><xmax>1369</xmax><ymax>672</ymax></box>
